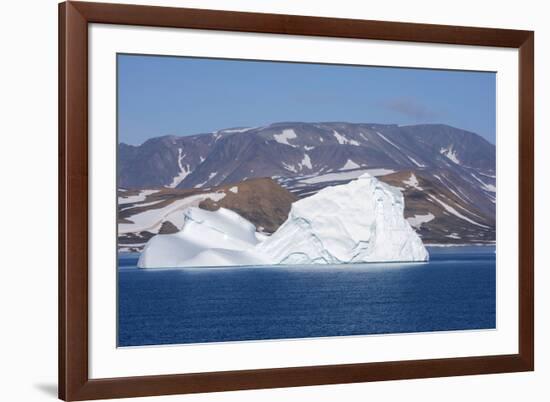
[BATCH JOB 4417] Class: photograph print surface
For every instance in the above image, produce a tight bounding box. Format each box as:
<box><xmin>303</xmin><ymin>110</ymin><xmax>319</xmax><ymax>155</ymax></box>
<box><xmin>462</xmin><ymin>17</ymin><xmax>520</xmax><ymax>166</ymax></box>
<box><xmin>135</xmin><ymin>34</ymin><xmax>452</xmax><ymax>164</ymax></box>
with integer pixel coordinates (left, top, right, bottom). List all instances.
<box><xmin>117</xmin><ymin>54</ymin><xmax>496</xmax><ymax>347</ymax></box>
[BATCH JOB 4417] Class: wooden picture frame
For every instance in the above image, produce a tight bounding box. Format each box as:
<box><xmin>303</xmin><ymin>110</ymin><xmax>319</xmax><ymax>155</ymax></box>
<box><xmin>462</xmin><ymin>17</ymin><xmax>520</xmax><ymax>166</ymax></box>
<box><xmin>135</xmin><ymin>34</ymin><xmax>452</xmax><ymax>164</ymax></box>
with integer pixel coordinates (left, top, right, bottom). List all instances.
<box><xmin>59</xmin><ymin>1</ymin><xmax>534</xmax><ymax>400</ymax></box>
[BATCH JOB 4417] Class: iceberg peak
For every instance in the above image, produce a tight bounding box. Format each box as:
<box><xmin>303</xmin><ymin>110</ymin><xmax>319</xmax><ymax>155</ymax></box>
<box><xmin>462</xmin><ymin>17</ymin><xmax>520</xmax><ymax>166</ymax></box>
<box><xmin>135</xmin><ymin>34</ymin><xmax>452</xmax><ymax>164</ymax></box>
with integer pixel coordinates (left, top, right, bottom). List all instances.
<box><xmin>256</xmin><ymin>172</ymin><xmax>428</xmax><ymax>264</ymax></box>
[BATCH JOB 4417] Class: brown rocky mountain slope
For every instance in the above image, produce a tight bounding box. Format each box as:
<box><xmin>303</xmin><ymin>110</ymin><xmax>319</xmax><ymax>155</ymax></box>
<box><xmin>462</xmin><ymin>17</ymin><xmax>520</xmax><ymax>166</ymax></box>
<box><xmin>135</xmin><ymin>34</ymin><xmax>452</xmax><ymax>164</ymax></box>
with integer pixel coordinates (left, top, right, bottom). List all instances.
<box><xmin>117</xmin><ymin>178</ymin><xmax>297</xmax><ymax>252</ymax></box>
<box><xmin>198</xmin><ymin>178</ymin><xmax>298</xmax><ymax>233</ymax></box>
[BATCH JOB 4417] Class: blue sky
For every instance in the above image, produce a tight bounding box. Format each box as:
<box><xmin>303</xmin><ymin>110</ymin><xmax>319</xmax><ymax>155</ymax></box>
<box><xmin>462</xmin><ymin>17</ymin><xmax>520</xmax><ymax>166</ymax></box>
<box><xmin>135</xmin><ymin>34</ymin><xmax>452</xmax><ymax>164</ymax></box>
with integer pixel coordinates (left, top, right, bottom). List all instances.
<box><xmin>118</xmin><ymin>54</ymin><xmax>496</xmax><ymax>145</ymax></box>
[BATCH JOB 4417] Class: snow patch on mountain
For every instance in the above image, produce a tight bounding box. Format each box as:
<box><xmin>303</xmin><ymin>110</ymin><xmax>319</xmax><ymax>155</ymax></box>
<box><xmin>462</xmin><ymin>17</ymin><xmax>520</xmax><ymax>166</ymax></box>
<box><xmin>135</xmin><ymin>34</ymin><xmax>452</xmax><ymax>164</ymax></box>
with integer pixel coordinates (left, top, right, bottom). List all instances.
<box><xmin>167</xmin><ymin>148</ymin><xmax>191</xmax><ymax>188</ymax></box>
<box><xmin>407</xmin><ymin>156</ymin><xmax>426</xmax><ymax>168</ymax></box>
<box><xmin>452</xmin><ymin>200</ymin><xmax>485</xmax><ymax>220</ymax></box>
<box><xmin>120</xmin><ymin>192</ymin><xmax>226</xmax><ymax>234</ymax></box>
<box><xmin>229</xmin><ymin>186</ymin><xmax>239</xmax><ymax>194</ymax></box>
<box><xmin>377</xmin><ymin>132</ymin><xmax>401</xmax><ymax>150</ymax></box>
<box><xmin>341</xmin><ymin>159</ymin><xmax>361</xmax><ymax>170</ymax></box>
<box><xmin>138</xmin><ymin>174</ymin><xmax>428</xmax><ymax>268</ymax></box>
<box><xmin>470</xmin><ymin>173</ymin><xmax>496</xmax><ymax>192</ymax></box>
<box><xmin>299</xmin><ymin>153</ymin><xmax>312</xmax><ymax>170</ymax></box>
<box><xmin>440</xmin><ymin>146</ymin><xmax>460</xmax><ymax>164</ymax></box>
<box><xmin>120</xmin><ymin>198</ymin><xmax>165</xmax><ymax>212</ymax></box>
<box><xmin>427</xmin><ymin>195</ymin><xmax>489</xmax><ymax>228</ymax></box>
<box><xmin>274</xmin><ymin>129</ymin><xmax>298</xmax><ymax>147</ymax></box>
<box><xmin>220</xmin><ymin>127</ymin><xmax>253</xmax><ymax>133</ymax></box>
<box><xmin>407</xmin><ymin>213</ymin><xmax>435</xmax><ymax>228</ymax></box>
<box><xmin>403</xmin><ymin>173</ymin><xmax>423</xmax><ymax>190</ymax></box>
<box><xmin>118</xmin><ymin>189</ymin><xmax>158</xmax><ymax>205</ymax></box>
<box><xmin>299</xmin><ymin>169</ymin><xmax>395</xmax><ymax>185</ymax></box>
<box><xmin>282</xmin><ymin>162</ymin><xmax>298</xmax><ymax>173</ymax></box>
<box><xmin>333</xmin><ymin>130</ymin><xmax>360</xmax><ymax>146</ymax></box>
<box><xmin>432</xmin><ymin>174</ymin><xmax>469</xmax><ymax>203</ymax></box>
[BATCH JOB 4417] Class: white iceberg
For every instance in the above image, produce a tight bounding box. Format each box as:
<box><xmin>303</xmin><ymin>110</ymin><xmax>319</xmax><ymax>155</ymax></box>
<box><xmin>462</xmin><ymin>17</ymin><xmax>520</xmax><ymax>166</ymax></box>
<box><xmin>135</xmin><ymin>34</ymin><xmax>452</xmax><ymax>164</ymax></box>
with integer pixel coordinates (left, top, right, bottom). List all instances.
<box><xmin>137</xmin><ymin>173</ymin><xmax>428</xmax><ymax>268</ymax></box>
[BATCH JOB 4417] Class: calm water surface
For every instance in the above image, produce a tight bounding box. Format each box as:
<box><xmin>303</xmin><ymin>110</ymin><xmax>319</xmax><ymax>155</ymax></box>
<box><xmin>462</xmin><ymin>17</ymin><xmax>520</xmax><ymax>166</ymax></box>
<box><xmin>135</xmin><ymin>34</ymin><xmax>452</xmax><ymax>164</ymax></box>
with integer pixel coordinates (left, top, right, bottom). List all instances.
<box><xmin>118</xmin><ymin>246</ymin><xmax>496</xmax><ymax>347</ymax></box>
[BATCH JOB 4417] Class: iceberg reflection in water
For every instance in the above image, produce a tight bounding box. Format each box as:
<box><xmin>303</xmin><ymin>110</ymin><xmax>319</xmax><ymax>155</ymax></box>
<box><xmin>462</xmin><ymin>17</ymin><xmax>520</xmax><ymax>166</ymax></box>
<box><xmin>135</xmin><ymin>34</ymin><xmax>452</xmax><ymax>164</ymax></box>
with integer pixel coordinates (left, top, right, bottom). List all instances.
<box><xmin>118</xmin><ymin>246</ymin><xmax>495</xmax><ymax>347</ymax></box>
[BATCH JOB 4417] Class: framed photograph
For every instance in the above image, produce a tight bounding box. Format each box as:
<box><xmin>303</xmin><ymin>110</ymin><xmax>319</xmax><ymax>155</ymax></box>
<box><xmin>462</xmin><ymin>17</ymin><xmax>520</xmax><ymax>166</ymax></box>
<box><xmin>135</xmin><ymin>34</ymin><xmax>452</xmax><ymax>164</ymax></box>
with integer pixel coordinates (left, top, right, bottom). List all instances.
<box><xmin>59</xmin><ymin>1</ymin><xmax>534</xmax><ymax>400</ymax></box>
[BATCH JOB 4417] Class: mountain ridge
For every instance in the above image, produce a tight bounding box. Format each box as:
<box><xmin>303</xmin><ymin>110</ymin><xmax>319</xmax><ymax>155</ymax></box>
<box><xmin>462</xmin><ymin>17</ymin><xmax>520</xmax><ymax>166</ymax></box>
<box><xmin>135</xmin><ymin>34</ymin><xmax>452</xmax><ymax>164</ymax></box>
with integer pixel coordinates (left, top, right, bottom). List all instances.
<box><xmin>119</xmin><ymin>122</ymin><xmax>494</xmax><ymax>147</ymax></box>
<box><xmin>118</xmin><ymin>121</ymin><xmax>495</xmax><ymax>189</ymax></box>
<box><xmin>118</xmin><ymin>121</ymin><xmax>496</xmax><ymax>248</ymax></box>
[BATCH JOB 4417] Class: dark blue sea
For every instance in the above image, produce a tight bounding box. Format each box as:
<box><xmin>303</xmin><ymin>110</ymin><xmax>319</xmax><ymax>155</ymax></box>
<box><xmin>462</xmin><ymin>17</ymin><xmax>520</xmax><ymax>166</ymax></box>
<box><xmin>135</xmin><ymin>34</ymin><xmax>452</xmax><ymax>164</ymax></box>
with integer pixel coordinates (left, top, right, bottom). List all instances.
<box><xmin>118</xmin><ymin>246</ymin><xmax>496</xmax><ymax>347</ymax></box>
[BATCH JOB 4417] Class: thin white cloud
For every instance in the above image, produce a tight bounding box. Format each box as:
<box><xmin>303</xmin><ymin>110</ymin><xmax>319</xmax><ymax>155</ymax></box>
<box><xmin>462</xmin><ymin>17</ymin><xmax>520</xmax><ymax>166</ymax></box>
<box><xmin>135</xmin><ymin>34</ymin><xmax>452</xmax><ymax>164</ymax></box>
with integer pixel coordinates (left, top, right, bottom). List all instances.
<box><xmin>380</xmin><ymin>97</ymin><xmax>441</xmax><ymax>120</ymax></box>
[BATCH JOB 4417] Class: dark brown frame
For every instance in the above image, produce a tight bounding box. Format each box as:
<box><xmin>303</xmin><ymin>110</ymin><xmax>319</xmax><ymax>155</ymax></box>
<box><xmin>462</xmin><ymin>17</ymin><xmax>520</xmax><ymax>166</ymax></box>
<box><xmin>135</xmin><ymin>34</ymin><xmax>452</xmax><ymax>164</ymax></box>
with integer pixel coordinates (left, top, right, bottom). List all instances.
<box><xmin>59</xmin><ymin>1</ymin><xmax>534</xmax><ymax>400</ymax></box>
